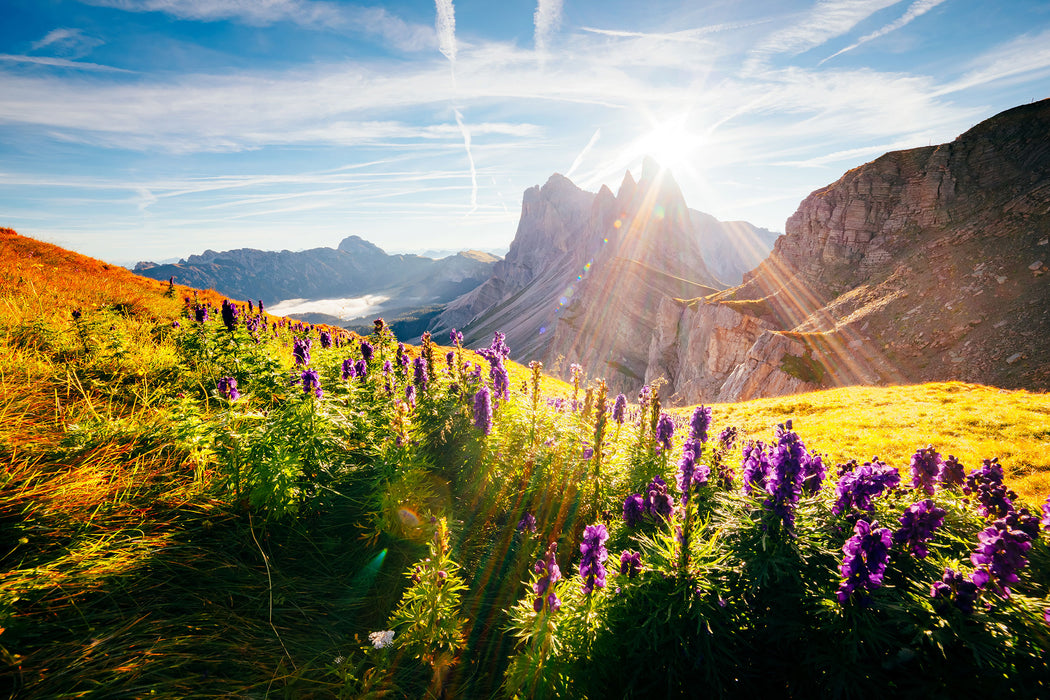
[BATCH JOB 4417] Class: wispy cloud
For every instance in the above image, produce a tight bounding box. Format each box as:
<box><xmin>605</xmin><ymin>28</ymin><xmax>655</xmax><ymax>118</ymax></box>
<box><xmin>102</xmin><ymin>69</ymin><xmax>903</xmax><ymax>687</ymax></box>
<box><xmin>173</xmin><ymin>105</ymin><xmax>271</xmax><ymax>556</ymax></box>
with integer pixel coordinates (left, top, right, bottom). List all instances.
<box><xmin>746</xmin><ymin>0</ymin><xmax>901</xmax><ymax>71</ymax></box>
<box><xmin>580</xmin><ymin>19</ymin><xmax>771</xmax><ymax>44</ymax></box>
<box><xmin>565</xmin><ymin>128</ymin><xmax>601</xmax><ymax>179</ymax></box>
<box><xmin>81</xmin><ymin>0</ymin><xmax>435</xmax><ymax>51</ymax></box>
<box><xmin>534</xmin><ymin>0</ymin><xmax>563</xmax><ymax>61</ymax></box>
<box><xmin>821</xmin><ymin>0</ymin><xmax>947</xmax><ymax>64</ymax></box>
<box><xmin>935</xmin><ymin>27</ymin><xmax>1050</xmax><ymax>95</ymax></box>
<box><xmin>434</xmin><ymin>0</ymin><xmax>457</xmax><ymax>63</ymax></box>
<box><xmin>31</xmin><ymin>28</ymin><xmax>104</xmax><ymax>57</ymax></box>
<box><xmin>0</xmin><ymin>54</ymin><xmax>132</xmax><ymax>72</ymax></box>
<box><xmin>454</xmin><ymin>109</ymin><xmax>478</xmax><ymax>212</ymax></box>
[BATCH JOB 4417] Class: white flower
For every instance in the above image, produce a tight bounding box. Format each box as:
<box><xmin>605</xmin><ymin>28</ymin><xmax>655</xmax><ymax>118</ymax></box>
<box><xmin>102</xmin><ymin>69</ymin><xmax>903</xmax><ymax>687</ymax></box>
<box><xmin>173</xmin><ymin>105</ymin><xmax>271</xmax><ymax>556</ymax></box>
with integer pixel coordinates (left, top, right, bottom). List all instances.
<box><xmin>369</xmin><ymin>630</ymin><xmax>395</xmax><ymax>649</ymax></box>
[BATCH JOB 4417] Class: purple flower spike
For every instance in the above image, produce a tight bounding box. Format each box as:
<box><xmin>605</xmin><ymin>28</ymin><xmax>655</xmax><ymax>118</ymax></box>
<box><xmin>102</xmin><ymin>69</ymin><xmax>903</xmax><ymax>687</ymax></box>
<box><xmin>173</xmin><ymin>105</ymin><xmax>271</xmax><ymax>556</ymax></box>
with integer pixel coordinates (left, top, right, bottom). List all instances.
<box><xmin>341</xmin><ymin>358</ymin><xmax>355</xmax><ymax>380</ymax></box>
<box><xmin>837</xmin><ymin>519</ymin><xmax>893</xmax><ymax>604</ymax></box>
<box><xmin>969</xmin><ymin>516</ymin><xmax>1034</xmax><ymax>597</ymax></box>
<box><xmin>360</xmin><ymin>340</ymin><xmax>374</xmax><ymax>363</ymax></box>
<box><xmin>301</xmin><ymin>369</ymin><xmax>322</xmax><ymax>398</ymax></box>
<box><xmin>220</xmin><ymin>299</ymin><xmax>239</xmax><ymax>331</ymax></box>
<box><xmin>413</xmin><ymin>356</ymin><xmax>428</xmax><ymax>392</ymax></box>
<box><xmin>319</xmin><ymin>330</ymin><xmax>333</xmax><ymax>349</ymax></box>
<box><xmin>689</xmin><ymin>405</ymin><xmax>712</xmax><ymax>444</ymax></box>
<box><xmin>938</xmin><ymin>454</ymin><xmax>965</xmax><ymax>488</ymax></box>
<box><xmin>1041</xmin><ymin>494</ymin><xmax>1050</xmax><ymax>532</ymax></box>
<box><xmin>909</xmin><ymin>445</ymin><xmax>942</xmax><ymax>495</ymax></box>
<box><xmin>619</xmin><ymin>550</ymin><xmax>641</xmax><ymax>579</ymax></box>
<box><xmin>622</xmin><ymin>493</ymin><xmax>644</xmax><ymax>527</ymax></box>
<box><xmin>893</xmin><ymin>499</ymin><xmax>946</xmax><ymax>558</ymax></box>
<box><xmin>517</xmin><ymin>512</ymin><xmax>536</xmax><ymax>533</ymax></box>
<box><xmin>930</xmin><ymin>568</ymin><xmax>981</xmax><ymax>615</ymax></box>
<box><xmin>833</xmin><ymin>458</ymin><xmax>901</xmax><ymax>515</ymax></box>
<box><xmin>533</xmin><ymin>543</ymin><xmax>561</xmax><ymax>613</ymax></box>
<box><xmin>579</xmin><ymin>524</ymin><xmax>609</xmax><ymax>595</ymax></box>
<box><xmin>612</xmin><ymin>393</ymin><xmax>627</xmax><ymax>424</ymax></box>
<box><xmin>354</xmin><ymin>359</ymin><xmax>367</xmax><ymax>379</ymax></box>
<box><xmin>473</xmin><ymin>386</ymin><xmax>493</xmax><ymax>435</ymax></box>
<box><xmin>217</xmin><ymin>377</ymin><xmax>240</xmax><ymax>401</ymax></box>
<box><xmin>656</xmin><ymin>412</ymin><xmax>675</xmax><ymax>451</ymax></box>
<box><xmin>964</xmin><ymin>458</ymin><xmax>1016</xmax><ymax>519</ymax></box>
<box><xmin>292</xmin><ymin>337</ymin><xmax>312</xmax><ymax>367</ymax></box>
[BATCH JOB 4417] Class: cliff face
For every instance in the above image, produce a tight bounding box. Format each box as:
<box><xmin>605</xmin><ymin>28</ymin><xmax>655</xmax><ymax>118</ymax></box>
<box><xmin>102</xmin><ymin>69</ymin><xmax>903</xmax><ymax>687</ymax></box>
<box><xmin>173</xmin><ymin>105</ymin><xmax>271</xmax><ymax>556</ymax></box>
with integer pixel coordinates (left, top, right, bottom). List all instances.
<box><xmin>429</xmin><ymin>161</ymin><xmax>775</xmax><ymax>383</ymax></box>
<box><xmin>649</xmin><ymin>98</ymin><xmax>1050</xmax><ymax>403</ymax></box>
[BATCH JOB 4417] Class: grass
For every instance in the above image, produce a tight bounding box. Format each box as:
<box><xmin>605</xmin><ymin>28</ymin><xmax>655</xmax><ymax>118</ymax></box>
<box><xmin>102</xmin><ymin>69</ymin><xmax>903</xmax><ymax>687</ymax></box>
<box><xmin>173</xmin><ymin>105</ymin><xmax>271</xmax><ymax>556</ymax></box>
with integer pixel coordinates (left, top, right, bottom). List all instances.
<box><xmin>0</xmin><ymin>227</ymin><xmax>1047</xmax><ymax>697</ymax></box>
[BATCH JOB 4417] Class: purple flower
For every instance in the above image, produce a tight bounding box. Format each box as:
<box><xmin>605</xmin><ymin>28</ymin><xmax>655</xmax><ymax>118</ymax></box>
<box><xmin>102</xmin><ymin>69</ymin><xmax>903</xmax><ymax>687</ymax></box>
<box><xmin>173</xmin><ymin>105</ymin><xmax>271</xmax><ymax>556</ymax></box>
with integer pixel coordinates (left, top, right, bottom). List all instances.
<box><xmin>964</xmin><ymin>458</ymin><xmax>1016</xmax><ymax>519</ymax></box>
<box><xmin>341</xmin><ymin>358</ymin><xmax>355</xmax><ymax>380</ymax></box>
<box><xmin>612</xmin><ymin>393</ymin><xmax>627</xmax><ymax>424</ymax></box>
<box><xmin>643</xmin><ymin>476</ymin><xmax>674</xmax><ymax>521</ymax></box>
<box><xmin>193</xmin><ymin>304</ymin><xmax>209</xmax><ymax>323</ymax></box>
<box><xmin>220</xmin><ymin>299</ymin><xmax>239</xmax><ymax>331</ymax></box>
<box><xmin>578</xmin><ymin>523</ymin><xmax>609</xmax><ymax>595</ymax></box>
<box><xmin>622</xmin><ymin>493</ymin><xmax>645</xmax><ymax>527</ymax></box>
<box><xmin>970</xmin><ymin>516</ymin><xmax>1034</xmax><ymax>597</ymax></box>
<box><xmin>446</xmin><ymin>351</ymin><xmax>455</xmax><ymax>371</ymax></box>
<box><xmin>301</xmin><ymin>369</ymin><xmax>322</xmax><ymax>398</ymax></box>
<box><xmin>893</xmin><ymin>499</ymin><xmax>946</xmax><ymax>558</ymax></box>
<box><xmin>413</xmin><ymin>356</ymin><xmax>428</xmax><ymax>392</ymax></box>
<box><xmin>930</xmin><ymin>568</ymin><xmax>981</xmax><ymax>615</ymax></box>
<box><xmin>938</xmin><ymin>454</ymin><xmax>966</xmax><ymax>488</ymax></box>
<box><xmin>405</xmin><ymin>384</ymin><xmax>416</xmax><ymax>406</ymax></box>
<box><xmin>689</xmin><ymin>405</ymin><xmax>712</xmax><ymax>444</ymax></box>
<box><xmin>533</xmin><ymin>542</ymin><xmax>561</xmax><ymax>613</ymax></box>
<box><xmin>619</xmin><ymin>550</ymin><xmax>641</xmax><ymax>579</ymax></box>
<box><xmin>354</xmin><ymin>359</ymin><xmax>367</xmax><ymax>379</ymax></box>
<box><xmin>909</xmin><ymin>445</ymin><xmax>942</xmax><ymax>495</ymax></box>
<box><xmin>656</xmin><ymin>412</ymin><xmax>675</xmax><ymax>451</ymax></box>
<box><xmin>360</xmin><ymin>340</ymin><xmax>374</xmax><ymax>363</ymax></box>
<box><xmin>292</xmin><ymin>337</ymin><xmax>312</xmax><ymax>367</ymax></box>
<box><xmin>258</xmin><ymin>299</ymin><xmax>264</xmax><ymax>313</ymax></box>
<box><xmin>741</xmin><ymin>441</ymin><xmax>770</xmax><ymax>495</ymax></box>
<box><xmin>473</xmin><ymin>386</ymin><xmax>493</xmax><ymax>435</ymax></box>
<box><xmin>319</xmin><ymin>330</ymin><xmax>333</xmax><ymax>349</ymax></box>
<box><xmin>217</xmin><ymin>376</ymin><xmax>240</xmax><ymax>401</ymax></box>
<box><xmin>517</xmin><ymin>512</ymin><xmax>536</xmax><ymax>533</ymax></box>
<box><xmin>676</xmin><ymin>443</ymin><xmax>710</xmax><ymax>504</ymax></box>
<box><xmin>1041</xmin><ymin>494</ymin><xmax>1050</xmax><ymax>532</ymax></box>
<box><xmin>383</xmin><ymin>359</ymin><xmax>392</xmax><ymax>375</ymax></box>
<box><xmin>837</xmin><ymin>519</ymin><xmax>893</xmax><ymax>604</ymax></box>
<box><xmin>171</xmin><ymin>320</ymin><xmax>180</xmax><ymax>328</ymax></box>
<box><xmin>449</xmin><ymin>329</ymin><xmax>464</xmax><ymax>346</ymax></box>
<box><xmin>833</xmin><ymin>458</ymin><xmax>901</xmax><ymax>515</ymax></box>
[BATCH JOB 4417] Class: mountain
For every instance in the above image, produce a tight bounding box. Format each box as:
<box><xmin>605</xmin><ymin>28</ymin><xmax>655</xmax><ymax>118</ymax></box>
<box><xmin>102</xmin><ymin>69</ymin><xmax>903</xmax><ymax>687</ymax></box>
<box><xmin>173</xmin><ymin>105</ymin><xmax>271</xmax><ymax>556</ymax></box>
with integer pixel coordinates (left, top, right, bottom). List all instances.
<box><xmin>429</xmin><ymin>158</ymin><xmax>777</xmax><ymax>391</ymax></box>
<box><xmin>134</xmin><ymin>236</ymin><xmax>498</xmax><ymax>318</ymax></box>
<box><xmin>647</xmin><ymin>98</ymin><xmax>1050</xmax><ymax>404</ymax></box>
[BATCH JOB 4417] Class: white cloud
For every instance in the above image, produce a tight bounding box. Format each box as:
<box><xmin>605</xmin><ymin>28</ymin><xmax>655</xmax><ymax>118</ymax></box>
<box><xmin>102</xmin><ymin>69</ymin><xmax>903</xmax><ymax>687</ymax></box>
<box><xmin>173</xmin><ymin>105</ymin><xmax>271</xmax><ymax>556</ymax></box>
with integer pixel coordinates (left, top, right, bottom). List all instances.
<box><xmin>935</xmin><ymin>28</ymin><xmax>1050</xmax><ymax>95</ymax></box>
<box><xmin>534</xmin><ymin>0</ymin><xmax>563</xmax><ymax>59</ymax></box>
<box><xmin>80</xmin><ymin>0</ymin><xmax>435</xmax><ymax>51</ymax></box>
<box><xmin>434</xmin><ymin>0</ymin><xmax>457</xmax><ymax>63</ymax></box>
<box><xmin>0</xmin><ymin>54</ymin><xmax>131</xmax><ymax>72</ymax></box>
<box><xmin>566</xmin><ymin>128</ymin><xmax>601</xmax><ymax>179</ymax></box>
<box><xmin>746</xmin><ymin>0</ymin><xmax>902</xmax><ymax>71</ymax></box>
<box><xmin>821</xmin><ymin>0</ymin><xmax>947</xmax><ymax>64</ymax></box>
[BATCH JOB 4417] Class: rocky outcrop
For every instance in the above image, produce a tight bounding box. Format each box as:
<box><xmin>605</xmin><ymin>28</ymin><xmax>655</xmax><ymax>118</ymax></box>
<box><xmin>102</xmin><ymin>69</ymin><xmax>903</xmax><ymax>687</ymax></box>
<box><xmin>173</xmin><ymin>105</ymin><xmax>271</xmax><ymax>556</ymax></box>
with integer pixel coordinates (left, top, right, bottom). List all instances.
<box><xmin>653</xmin><ymin>98</ymin><xmax>1050</xmax><ymax>404</ymax></box>
<box><xmin>429</xmin><ymin>161</ymin><xmax>775</xmax><ymax>379</ymax></box>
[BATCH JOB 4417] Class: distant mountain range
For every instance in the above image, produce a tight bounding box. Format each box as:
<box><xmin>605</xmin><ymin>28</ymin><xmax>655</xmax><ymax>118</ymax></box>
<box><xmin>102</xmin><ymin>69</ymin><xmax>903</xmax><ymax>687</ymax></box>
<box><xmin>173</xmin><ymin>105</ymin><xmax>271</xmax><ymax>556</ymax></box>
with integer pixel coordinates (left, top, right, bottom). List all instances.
<box><xmin>134</xmin><ymin>236</ymin><xmax>500</xmax><ymax>327</ymax></box>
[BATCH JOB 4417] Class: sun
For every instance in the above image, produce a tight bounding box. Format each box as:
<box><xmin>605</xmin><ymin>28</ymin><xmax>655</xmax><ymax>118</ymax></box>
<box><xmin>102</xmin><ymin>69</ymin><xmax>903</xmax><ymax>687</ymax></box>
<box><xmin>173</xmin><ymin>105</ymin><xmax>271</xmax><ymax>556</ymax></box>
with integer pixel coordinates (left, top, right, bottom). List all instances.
<box><xmin>627</xmin><ymin>112</ymin><xmax>708</xmax><ymax>172</ymax></box>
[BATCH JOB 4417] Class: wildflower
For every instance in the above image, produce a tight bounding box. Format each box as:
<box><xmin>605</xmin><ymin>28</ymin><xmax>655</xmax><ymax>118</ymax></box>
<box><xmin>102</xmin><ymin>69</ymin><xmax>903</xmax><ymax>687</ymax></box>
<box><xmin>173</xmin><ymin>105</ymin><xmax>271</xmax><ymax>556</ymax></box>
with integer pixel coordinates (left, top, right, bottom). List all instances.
<box><xmin>1042</xmin><ymin>493</ymin><xmax>1050</xmax><ymax>532</ymax></box>
<box><xmin>970</xmin><ymin>516</ymin><xmax>1034</xmax><ymax>597</ymax></box>
<box><xmin>405</xmin><ymin>384</ymin><xmax>416</xmax><ymax>406</ymax></box>
<box><xmin>837</xmin><ymin>519</ymin><xmax>892</xmax><ymax>604</ymax></box>
<box><xmin>741</xmin><ymin>441</ymin><xmax>770</xmax><ymax>495</ymax></box>
<box><xmin>676</xmin><ymin>443</ymin><xmax>709</xmax><ymax>504</ymax></box>
<box><xmin>449</xmin><ymin>329</ymin><xmax>463</xmax><ymax>346</ymax></box>
<box><xmin>909</xmin><ymin>445</ymin><xmax>942</xmax><ymax>495</ymax></box>
<box><xmin>473</xmin><ymin>386</ymin><xmax>493</xmax><ymax>435</ymax></box>
<box><xmin>533</xmin><ymin>542</ymin><xmax>561</xmax><ymax>613</ymax></box>
<box><xmin>612</xmin><ymin>393</ymin><xmax>627</xmax><ymax>424</ymax></box>
<box><xmin>293</xmin><ymin>337</ymin><xmax>312</xmax><ymax>367</ymax></box>
<box><xmin>220</xmin><ymin>300</ymin><xmax>239</xmax><ymax>330</ymax></box>
<box><xmin>217</xmin><ymin>377</ymin><xmax>240</xmax><ymax>401</ymax></box>
<box><xmin>171</xmin><ymin>320</ymin><xmax>180</xmax><ymax>328</ymax></box>
<box><xmin>579</xmin><ymin>523</ymin><xmax>609</xmax><ymax>595</ymax></box>
<box><xmin>893</xmin><ymin>499</ymin><xmax>946</xmax><ymax>558</ymax></box>
<box><xmin>643</xmin><ymin>475</ymin><xmax>674</xmax><ymax>521</ymax></box>
<box><xmin>341</xmin><ymin>358</ymin><xmax>355</xmax><ymax>380</ymax></box>
<box><xmin>689</xmin><ymin>405</ymin><xmax>712</xmax><ymax>444</ymax></box>
<box><xmin>258</xmin><ymin>299</ymin><xmax>264</xmax><ymax>313</ymax></box>
<box><xmin>360</xmin><ymin>340</ymin><xmax>374</xmax><ymax>363</ymax></box>
<box><xmin>301</xmin><ymin>369</ymin><xmax>322</xmax><ymax>398</ymax></box>
<box><xmin>622</xmin><ymin>493</ymin><xmax>645</xmax><ymax>527</ymax></box>
<box><xmin>319</xmin><ymin>330</ymin><xmax>332</xmax><ymax>349</ymax></box>
<box><xmin>413</xmin><ymin>356</ymin><xmax>428</xmax><ymax>392</ymax></box>
<box><xmin>517</xmin><ymin>512</ymin><xmax>536</xmax><ymax>533</ymax></box>
<box><xmin>619</xmin><ymin>550</ymin><xmax>641</xmax><ymax>579</ymax></box>
<box><xmin>193</xmin><ymin>304</ymin><xmax>208</xmax><ymax>323</ymax></box>
<box><xmin>354</xmin><ymin>359</ymin><xmax>367</xmax><ymax>379</ymax></box>
<box><xmin>833</xmin><ymin>458</ymin><xmax>901</xmax><ymax>515</ymax></box>
<box><xmin>369</xmin><ymin>630</ymin><xmax>395</xmax><ymax>649</ymax></box>
<box><xmin>930</xmin><ymin>568</ymin><xmax>981</xmax><ymax>615</ymax></box>
<box><xmin>446</xmin><ymin>350</ymin><xmax>455</xmax><ymax>372</ymax></box>
<box><xmin>656</xmin><ymin>412</ymin><xmax>675</xmax><ymax>451</ymax></box>
<box><xmin>938</xmin><ymin>454</ymin><xmax>965</xmax><ymax>488</ymax></box>
<box><xmin>964</xmin><ymin>458</ymin><xmax>1016</xmax><ymax>519</ymax></box>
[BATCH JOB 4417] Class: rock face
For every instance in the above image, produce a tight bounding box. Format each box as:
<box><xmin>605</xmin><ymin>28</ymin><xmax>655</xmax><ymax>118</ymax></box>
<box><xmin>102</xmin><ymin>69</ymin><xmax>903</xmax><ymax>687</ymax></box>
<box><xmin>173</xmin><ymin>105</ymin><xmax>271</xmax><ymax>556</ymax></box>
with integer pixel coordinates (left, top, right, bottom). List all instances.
<box><xmin>429</xmin><ymin>159</ymin><xmax>777</xmax><ymax>392</ymax></box>
<box><xmin>134</xmin><ymin>235</ymin><xmax>498</xmax><ymax>309</ymax></box>
<box><xmin>648</xmin><ymin>98</ymin><xmax>1050</xmax><ymax>403</ymax></box>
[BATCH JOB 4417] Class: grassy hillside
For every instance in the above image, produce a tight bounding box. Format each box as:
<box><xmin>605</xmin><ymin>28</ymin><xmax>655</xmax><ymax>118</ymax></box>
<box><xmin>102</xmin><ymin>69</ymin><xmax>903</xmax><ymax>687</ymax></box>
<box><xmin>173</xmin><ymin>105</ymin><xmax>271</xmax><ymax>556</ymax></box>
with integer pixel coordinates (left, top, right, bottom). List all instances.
<box><xmin>1</xmin><ymin>228</ymin><xmax>1048</xmax><ymax>698</ymax></box>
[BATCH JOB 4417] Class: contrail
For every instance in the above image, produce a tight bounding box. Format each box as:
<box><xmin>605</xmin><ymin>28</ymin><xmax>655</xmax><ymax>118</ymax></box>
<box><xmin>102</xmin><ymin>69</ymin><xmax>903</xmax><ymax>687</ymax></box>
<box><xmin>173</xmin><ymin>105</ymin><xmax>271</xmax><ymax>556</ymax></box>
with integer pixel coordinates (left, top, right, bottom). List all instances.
<box><xmin>454</xmin><ymin>109</ymin><xmax>478</xmax><ymax>212</ymax></box>
<box><xmin>566</xmin><ymin>128</ymin><xmax>601</xmax><ymax>179</ymax></box>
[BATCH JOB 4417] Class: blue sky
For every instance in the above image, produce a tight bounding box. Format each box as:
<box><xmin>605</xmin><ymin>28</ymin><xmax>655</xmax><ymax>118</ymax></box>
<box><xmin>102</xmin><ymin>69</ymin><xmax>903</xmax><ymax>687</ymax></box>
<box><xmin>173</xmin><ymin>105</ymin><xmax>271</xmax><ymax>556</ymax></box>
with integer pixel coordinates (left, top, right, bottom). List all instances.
<box><xmin>1</xmin><ymin>0</ymin><xmax>1049</xmax><ymax>264</ymax></box>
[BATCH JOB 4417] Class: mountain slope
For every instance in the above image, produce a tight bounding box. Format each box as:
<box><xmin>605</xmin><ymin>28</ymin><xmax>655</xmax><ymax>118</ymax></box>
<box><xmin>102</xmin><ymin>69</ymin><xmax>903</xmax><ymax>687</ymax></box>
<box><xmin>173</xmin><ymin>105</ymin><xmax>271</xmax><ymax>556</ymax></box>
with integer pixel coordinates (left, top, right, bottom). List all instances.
<box><xmin>649</xmin><ymin>98</ymin><xmax>1050</xmax><ymax>403</ymax></box>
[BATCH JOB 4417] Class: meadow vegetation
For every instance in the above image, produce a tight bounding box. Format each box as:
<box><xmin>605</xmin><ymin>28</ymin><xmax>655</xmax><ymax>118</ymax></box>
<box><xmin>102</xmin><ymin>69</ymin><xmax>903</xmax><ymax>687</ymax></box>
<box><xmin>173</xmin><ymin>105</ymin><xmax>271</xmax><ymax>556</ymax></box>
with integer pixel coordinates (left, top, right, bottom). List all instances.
<box><xmin>1</xmin><ymin>228</ymin><xmax>1048</xmax><ymax>698</ymax></box>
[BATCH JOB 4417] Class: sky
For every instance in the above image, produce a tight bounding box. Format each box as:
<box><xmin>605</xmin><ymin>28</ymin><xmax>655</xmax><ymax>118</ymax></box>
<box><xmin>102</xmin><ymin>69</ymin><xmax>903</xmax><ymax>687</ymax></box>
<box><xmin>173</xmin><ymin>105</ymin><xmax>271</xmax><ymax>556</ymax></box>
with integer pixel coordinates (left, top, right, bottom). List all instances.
<box><xmin>1</xmin><ymin>1</ymin><xmax>1049</xmax><ymax>265</ymax></box>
